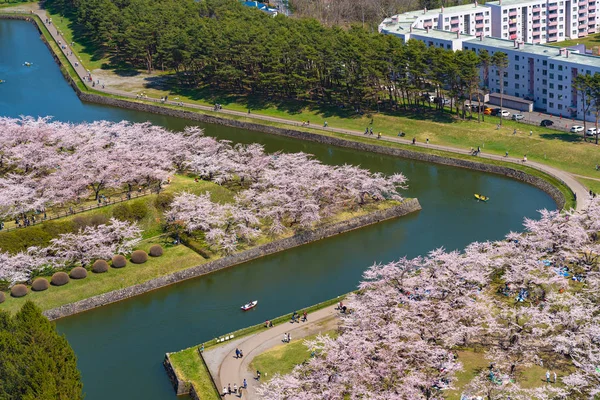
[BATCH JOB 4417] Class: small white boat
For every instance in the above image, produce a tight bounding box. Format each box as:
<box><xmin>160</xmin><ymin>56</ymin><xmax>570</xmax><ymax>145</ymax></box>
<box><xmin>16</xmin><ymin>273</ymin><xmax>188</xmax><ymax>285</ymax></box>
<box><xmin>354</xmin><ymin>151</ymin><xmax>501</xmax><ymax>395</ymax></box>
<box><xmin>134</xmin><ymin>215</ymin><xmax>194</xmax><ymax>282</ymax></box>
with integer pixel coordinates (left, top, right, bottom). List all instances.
<box><xmin>24</xmin><ymin>62</ymin><xmax>32</xmax><ymax>67</ymax></box>
<box><xmin>241</xmin><ymin>300</ymin><xmax>258</xmax><ymax>311</ymax></box>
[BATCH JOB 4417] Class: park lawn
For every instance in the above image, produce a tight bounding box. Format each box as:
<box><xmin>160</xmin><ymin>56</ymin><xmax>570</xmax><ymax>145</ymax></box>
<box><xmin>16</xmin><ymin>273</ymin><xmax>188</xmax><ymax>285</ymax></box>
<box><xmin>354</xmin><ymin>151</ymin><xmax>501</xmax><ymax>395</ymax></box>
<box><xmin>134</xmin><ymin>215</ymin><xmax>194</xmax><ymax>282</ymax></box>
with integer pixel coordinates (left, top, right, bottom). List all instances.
<box><xmin>0</xmin><ymin>239</ymin><xmax>206</xmax><ymax>314</ymax></box>
<box><xmin>547</xmin><ymin>33</ymin><xmax>600</xmax><ymax>51</ymax></box>
<box><xmin>169</xmin><ymin>348</ymin><xmax>221</xmax><ymax>400</ymax></box>
<box><xmin>249</xmin><ymin>330</ymin><xmax>338</xmax><ymax>381</ymax></box>
<box><xmin>445</xmin><ymin>350</ymin><xmax>572</xmax><ymax>399</ymax></box>
<box><xmin>576</xmin><ymin>177</ymin><xmax>600</xmax><ymax>194</ymax></box>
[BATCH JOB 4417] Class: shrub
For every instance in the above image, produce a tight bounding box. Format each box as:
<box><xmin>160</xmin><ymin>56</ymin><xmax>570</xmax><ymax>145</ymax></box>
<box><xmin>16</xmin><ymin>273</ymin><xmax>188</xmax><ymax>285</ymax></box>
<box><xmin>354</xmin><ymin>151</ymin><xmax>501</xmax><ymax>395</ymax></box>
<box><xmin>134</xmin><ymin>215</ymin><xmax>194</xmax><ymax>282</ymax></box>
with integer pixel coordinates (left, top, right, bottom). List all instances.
<box><xmin>130</xmin><ymin>200</ymin><xmax>148</xmax><ymax>220</ymax></box>
<box><xmin>155</xmin><ymin>192</ymin><xmax>174</xmax><ymax>211</ymax></box>
<box><xmin>51</xmin><ymin>272</ymin><xmax>70</xmax><ymax>286</ymax></box>
<box><xmin>31</xmin><ymin>278</ymin><xmax>49</xmax><ymax>291</ymax></box>
<box><xmin>70</xmin><ymin>267</ymin><xmax>87</xmax><ymax>279</ymax></box>
<box><xmin>0</xmin><ymin>291</ymin><xmax>5</xmax><ymax>303</ymax></box>
<box><xmin>111</xmin><ymin>255</ymin><xmax>127</xmax><ymax>268</ymax></box>
<box><xmin>11</xmin><ymin>284</ymin><xmax>28</xmax><ymax>297</ymax></box>
<box><xmin>92</xmin><ymin>260</ymin><xmax>109</xmax><ymax>273</ymax></box>
<box><xmin>149</xmin><ymin>244</ymin><xmax>163</xmax><ymax>257</ymax></box>
<box><xmin>112</xmin><ymin>203</ymin><xmax>133</xmax><ymax>221</ymax></box>
<box><xmin>130</xmin><ymin>250</ymin><xmax>148</xmax><ymax>264</ymax></box>
<box><xmin>73</xmin><ymin>214</ymin><xmax>109</xmax><ymax>230</ymax></box>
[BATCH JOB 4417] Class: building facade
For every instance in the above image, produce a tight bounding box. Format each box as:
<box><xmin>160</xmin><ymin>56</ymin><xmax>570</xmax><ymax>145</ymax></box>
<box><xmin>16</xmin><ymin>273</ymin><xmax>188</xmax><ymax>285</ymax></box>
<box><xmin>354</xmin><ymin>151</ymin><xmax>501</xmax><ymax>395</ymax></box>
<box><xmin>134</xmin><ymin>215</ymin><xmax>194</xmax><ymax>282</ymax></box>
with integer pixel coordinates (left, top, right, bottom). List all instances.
<box><xmin>380</xmin><ymin>0</ymin><xmax>600</xmax><ymax>45</ymax></box>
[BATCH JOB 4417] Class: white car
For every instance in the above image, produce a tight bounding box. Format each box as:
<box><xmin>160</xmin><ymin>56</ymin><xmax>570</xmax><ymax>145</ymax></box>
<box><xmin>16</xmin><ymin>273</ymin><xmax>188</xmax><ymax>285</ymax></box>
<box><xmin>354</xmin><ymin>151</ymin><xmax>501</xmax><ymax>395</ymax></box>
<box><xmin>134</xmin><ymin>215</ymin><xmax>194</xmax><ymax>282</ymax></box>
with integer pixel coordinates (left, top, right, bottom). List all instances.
<box><xmin>586</xmin><ymin>127</ymin><xmax>597</xmax><ymax>136</ymax></box>
<box><xmin>570</xmin><ymin>125</ymin><xmax>584</xmax><ymax>133</ymax></box>
<box><xmin>512</xmin><ymin>114</ymin><xmax>524</xmax><ymax>121</ymax></box>
<box><xmin>500</xmin><ymin>110</ymin><xmax>511</xmax><ymax>117</ymax></box>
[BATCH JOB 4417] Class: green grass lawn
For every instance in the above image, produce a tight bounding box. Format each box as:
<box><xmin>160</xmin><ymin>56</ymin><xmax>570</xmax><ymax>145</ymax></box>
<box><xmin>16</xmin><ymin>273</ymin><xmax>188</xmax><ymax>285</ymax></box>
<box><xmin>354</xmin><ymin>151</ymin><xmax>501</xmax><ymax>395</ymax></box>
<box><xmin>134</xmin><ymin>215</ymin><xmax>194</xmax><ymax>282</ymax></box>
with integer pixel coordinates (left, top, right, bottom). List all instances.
<box><xmin>547</xmin><ymin>33</ymin><xmax>600</xmax><ymax>51</ymax></box>
<box><xmin>168</xmin><ymin>348</ymin><xmax>220</xmax><ymax>400</ymax></box>
<box><xmin>250</xmin><ymin>330</ymin><xmax>337</xmax><ymax>381</ymax></box>
<box><xmin>0</xmin><ymin>239</ymin><xmax>206</xmax><ymax>314</ymax></box>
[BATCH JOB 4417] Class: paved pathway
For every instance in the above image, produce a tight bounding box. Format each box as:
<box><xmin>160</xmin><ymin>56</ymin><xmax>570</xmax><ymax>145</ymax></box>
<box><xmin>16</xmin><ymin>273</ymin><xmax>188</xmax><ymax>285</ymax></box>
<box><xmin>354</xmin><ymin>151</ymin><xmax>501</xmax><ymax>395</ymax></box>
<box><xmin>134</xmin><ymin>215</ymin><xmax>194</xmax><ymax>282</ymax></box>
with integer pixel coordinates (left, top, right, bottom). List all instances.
<box><xmin>204</xmin><ymin>306</ymin><xmax>339</xmax><ymax>399</ymax></box>
<box><xmin>2</xmin><ymin>4</ymin><xmax>591</xmax><ymax>212</ymax></box>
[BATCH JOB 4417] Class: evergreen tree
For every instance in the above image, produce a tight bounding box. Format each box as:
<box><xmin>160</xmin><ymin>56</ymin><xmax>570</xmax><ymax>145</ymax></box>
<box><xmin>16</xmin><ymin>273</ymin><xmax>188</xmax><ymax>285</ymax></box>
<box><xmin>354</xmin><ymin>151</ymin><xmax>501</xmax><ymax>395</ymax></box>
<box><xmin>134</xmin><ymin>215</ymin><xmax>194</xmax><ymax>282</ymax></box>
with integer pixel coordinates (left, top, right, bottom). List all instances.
<box><xmin>0</xmin><ymin>302</ymin><xmax>83</xmax><ymax>400</ymax></box>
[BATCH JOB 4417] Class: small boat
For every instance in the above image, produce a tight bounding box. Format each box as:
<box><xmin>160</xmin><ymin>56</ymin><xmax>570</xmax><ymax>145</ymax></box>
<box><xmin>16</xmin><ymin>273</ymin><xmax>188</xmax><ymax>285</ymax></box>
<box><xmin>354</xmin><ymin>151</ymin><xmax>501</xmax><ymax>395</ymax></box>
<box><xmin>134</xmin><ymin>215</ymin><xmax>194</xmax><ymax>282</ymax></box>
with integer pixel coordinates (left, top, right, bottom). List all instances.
<box><xmin>241</xmin><ymin>300</ymin><xmax>258</xmax><ymax>311</ymax></box>
<box><xmin>474</xmin><ymin>194</ymin><xmax>489</xmax><ymax>202</ymax></box>
<box><xmin>24</xmin><ymin>62</ymin><xmax>32</xmax><ymax>67</ymax></box>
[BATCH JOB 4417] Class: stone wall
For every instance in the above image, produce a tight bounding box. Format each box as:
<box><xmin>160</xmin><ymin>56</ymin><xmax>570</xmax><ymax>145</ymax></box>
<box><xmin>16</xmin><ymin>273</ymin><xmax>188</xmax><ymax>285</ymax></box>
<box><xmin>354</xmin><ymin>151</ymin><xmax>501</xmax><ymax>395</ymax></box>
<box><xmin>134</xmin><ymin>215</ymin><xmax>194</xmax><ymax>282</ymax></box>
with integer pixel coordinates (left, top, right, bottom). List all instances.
<box><xmin>76</xmin><ymin>92</ymin><xmax>566</xmax><ymax>208</ymax></box>
<box><xmin>163</xmin><ymin>353</ymin><xmax>191</xmax><ymax>396</ymax></box>
<box><xmin>43</xmin><ymin>199</ymin><xmax>421</xmax><ymax>320</ymax></box>
<box><xmin>2</xmin><ymin>14</ymin><xmax>567</xmax><ymax>209</ymax></box>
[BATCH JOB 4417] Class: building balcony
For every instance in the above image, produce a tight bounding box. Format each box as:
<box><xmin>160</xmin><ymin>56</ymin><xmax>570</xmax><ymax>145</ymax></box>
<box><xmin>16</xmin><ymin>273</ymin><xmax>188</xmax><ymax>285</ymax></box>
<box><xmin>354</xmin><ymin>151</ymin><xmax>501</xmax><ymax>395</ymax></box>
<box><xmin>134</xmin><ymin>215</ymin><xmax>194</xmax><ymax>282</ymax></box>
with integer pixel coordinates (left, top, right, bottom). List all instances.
<box><xmin>533</xmin><ymin>23</ymin><xmax>541</xmax><ymax>28</ymax></box>
<box><xmin>509</xmin><ymin>26</ymin><xmax>518</xmax><ymax>32</ymax></box>
<box><xmin>580</xmin><ymin>31</ymin><xmax>588</xmax><ymax>37</ymax></box>
<box><xmin>590</xmin><ymin>5</ymin><xmax>597</xmax><ymax>11</ymax></box>
<box><xmin>476</xmin><ymin>22</ymin><xmax>484</xmax><ymax>28</ymax></box>
<box><xmin>423</xmin><ymin>22</ymin><xmax>433</xmax><ymax>28</ymax></box>
<box><xmin>548</xmin><ymin>28</ymin><xmax>558</xmax><ymax>34</ymax></box>
<box><xmin>510</xmin><ymin>33</ymin><xmax>518</xmax><ymax>39</ymax></box>
<box><xmin>476</xmin><ymin>31</ymin><xmax>483</xmax><ymax>37</ymax></box>
<box><xmin>509</xmin><ymin>10</ymin><xmax>518</xmax><ymax>17</ymax></box>
<box><xmin>451</xmin><ymin>26</ymin><xmax>460</xmax><ymax>32</ymax></box>
<box><xmin>533</xmin><ymin>39</ymin><xmax>541</xmax><ymax>44</ymax></box>
<box><xmin>476</xmin><ymin>15</ymin><xmax>484</xmax><ymax>21</ymax></box>
<box><xmin>589</xmin><ymin>27</ymin><xmax>597</xmax><ymax>33</ymax></box>
<box><xmin>579</xmin><ymin>16</ymin><xmax>588</xmax><ymax>22</ymax></box>
<box><xmin>548</xmin><ymin>20</ymin><xmax>558</xmax><ymax>26</ymax></box>
<box><xmin>548</xmin><ymin>5</ymin><xmax>558</xmax><ymax>11</ymax></box>
<box><xmin>451</xmin><ymin>16</ymin><xmax>459</xmax><ymax>21</ymax></box>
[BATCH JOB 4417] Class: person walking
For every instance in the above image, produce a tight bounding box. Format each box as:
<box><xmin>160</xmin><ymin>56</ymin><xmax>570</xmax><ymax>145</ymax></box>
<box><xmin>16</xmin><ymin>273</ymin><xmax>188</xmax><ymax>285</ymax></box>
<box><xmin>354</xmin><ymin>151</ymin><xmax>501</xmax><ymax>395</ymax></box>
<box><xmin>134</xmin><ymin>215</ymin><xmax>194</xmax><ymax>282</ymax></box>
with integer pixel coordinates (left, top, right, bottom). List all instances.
<box><xmin>553</xmin><ymin>371</ymin><xmax>557</xmax><ymax>383</ymax></box>
<box><xmin>223</xmin><ymin>386</ymin><xmax>228</xmax><ymax>396</ymax></box>
<box><xmin>235</xmin><ymin>348</ymin><xmax>240</xmax><ymax>359</ymax></box>
<box><xmin>257</xmin><ymin>370</ymin><xmax>261</xmax><ymax>380</ymax></box>
<box><xmin>523</xmin><ymin>154</ymin><xmax>527</xmax><ymax>162</ymax></box>
<box><xmin>233</xmin><ymin>383</ymin><xmax>237</xmax><ymax>393</ymax></box>
<box><xmin>238</xmin><ymin>387</ymin><xmax>243</xmax><ymax>398</ymax></box>
<box><xmin>287</xmin><ymin>333</ymin><xmax>291</xmax><ymax>342</ymax></box>
<box><xmin>546</xmin><ymin>370</ymin><xmax>550</xmax><ymax>383</ymax></box>
<box><xmin>426</xmin><ymin>138</ymin><xmax>429</xmax><ymax>145</ymax></box>
<box><xmin>228</xmin><ymin>383</ymin><xmax>232</xmax><ymax>394</ymax></box>
<box><xmin>412</xmin><ymin>137</ymin><xmax>416</xmax><ymax>145</ymax></box>
<box><xmin>243</xmin><ymin>378</ymin><xmax>247</xmax><ymax>389</ymax></box>
<box><xmin>505</xmin><ymin>151</ymin><xmax>509</xmax><ymax>157</ymax></box>
<box><xmin>303</xmin><ymin>311</ymin><xmax>307</xmax><ymax>321</ymax></box>
<box><xmin>529</xmin><ymin>130</ymin><xmax>533</xmax><ymax>136</ymax></box>
<box><xmin>283</xmin><ymin>333</ymin><xmax>287</xmax><ymax>343</ymax></box>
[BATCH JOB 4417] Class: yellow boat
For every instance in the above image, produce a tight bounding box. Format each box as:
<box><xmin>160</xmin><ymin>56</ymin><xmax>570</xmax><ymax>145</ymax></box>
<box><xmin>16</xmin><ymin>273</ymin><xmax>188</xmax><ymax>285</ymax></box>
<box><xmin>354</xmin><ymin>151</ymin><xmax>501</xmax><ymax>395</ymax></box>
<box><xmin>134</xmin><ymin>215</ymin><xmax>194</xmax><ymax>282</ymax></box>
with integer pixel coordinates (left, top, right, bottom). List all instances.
<box><xmin>474</xmin><ymin>194</ymin><xmax>489</xmax><ymax>202</ymax></box>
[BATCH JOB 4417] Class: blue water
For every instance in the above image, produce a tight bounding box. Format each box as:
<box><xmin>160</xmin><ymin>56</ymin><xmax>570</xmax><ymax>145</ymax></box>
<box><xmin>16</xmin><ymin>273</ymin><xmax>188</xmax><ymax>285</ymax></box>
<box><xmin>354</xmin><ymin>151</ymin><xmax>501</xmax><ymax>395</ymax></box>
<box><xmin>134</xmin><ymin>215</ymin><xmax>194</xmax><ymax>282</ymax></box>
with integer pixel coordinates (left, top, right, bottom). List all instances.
<box><xmin>0</xmin><ymin>19</ymin><xmax>555</xmax><ymax>400</ymax></box>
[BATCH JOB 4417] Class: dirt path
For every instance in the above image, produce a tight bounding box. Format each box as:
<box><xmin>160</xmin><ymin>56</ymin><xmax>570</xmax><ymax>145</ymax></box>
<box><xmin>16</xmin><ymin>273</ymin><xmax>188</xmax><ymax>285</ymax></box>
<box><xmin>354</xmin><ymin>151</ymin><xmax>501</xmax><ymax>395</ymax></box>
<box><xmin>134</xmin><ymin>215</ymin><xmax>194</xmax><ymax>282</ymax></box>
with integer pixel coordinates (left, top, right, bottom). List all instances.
<box><xmin>203</xmin><ymin>306</ymin><xmax>340</xmax><ymax>399</ymax></box>
<box><xmin>2</xmin><ymin>4</ymin><xmax>590</xmax><ymax>212</ymax></box>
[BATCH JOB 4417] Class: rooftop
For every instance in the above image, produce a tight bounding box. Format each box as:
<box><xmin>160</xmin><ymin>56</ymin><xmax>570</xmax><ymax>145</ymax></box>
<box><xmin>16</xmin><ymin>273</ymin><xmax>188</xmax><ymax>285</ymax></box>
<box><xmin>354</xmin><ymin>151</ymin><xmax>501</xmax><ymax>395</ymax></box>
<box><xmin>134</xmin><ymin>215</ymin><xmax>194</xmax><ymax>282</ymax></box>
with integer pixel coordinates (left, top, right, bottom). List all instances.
<box><xmin>486</xmin><ymin>0</ymin><xmax>546</xmax><ymax>7</ymax></box>
<box><xmin>410</xmin><ymin>28</ymin><xmax>474</xmax><ymax>41</ymax></box>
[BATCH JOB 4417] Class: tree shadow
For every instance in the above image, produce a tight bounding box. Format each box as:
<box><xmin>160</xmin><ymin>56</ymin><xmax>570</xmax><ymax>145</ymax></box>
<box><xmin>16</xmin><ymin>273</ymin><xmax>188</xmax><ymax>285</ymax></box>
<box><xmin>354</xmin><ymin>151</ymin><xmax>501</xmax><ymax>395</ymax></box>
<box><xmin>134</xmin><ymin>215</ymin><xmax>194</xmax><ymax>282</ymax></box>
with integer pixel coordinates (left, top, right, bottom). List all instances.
<box><xmin>43</xmin><ymin>0</ymin><xmax>110</xmax><ymax>68</ymax></box>
<box><xmin>539</xmin><ymin>132</ymin><xmax>588</xmax><ymax>143</ymax></box>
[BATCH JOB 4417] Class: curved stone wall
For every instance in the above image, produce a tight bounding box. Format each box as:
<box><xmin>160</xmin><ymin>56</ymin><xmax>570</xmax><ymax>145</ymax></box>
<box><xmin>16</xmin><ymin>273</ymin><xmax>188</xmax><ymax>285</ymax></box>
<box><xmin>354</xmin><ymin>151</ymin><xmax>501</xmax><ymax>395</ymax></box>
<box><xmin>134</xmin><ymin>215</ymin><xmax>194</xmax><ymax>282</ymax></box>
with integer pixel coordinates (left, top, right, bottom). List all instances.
<box><xmin>43</xmin><ymin>199</ymin><xmax>421</xmax><ymax>320</ymax></box>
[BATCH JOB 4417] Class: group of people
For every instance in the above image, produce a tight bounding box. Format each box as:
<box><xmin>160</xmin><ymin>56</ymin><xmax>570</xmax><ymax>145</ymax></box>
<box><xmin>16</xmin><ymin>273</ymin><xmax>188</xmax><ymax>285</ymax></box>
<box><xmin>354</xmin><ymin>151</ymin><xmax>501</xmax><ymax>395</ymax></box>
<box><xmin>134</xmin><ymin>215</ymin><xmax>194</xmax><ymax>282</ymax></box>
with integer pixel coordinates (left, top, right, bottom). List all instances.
<box><xmin>235</xmin><ymin>348</ymin><xmax>244</xmax><ymax>358</ymax></box>
<box><xmin>222</xmin><ymin>379</ymin><xmax>247</xmax><ymax>397</ymax></box>
<box><xmin>282</xmin><ymin>332</ymin><xmax>292</xmax><ymax>343</ymax></box>
<box><xmin>214</xmin><ymin>103</ymin><xmax>223</xmax><ymax>111</ymax></box>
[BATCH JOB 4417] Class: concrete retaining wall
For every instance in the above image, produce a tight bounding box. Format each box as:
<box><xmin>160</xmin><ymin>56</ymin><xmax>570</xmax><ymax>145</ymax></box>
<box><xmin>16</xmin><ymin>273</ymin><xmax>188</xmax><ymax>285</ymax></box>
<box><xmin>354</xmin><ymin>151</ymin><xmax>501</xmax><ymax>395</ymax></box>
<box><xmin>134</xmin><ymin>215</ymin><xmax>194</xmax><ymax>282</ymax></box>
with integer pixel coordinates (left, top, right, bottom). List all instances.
<box><xmin>43</xmin><ymin>199</ymin><xmax>421</xmax><ymax>320</ymax></box>
<box><xmin>163</xmin><ymin>353</ymin><xmax>191</xmax><ymax>396</ymax></box>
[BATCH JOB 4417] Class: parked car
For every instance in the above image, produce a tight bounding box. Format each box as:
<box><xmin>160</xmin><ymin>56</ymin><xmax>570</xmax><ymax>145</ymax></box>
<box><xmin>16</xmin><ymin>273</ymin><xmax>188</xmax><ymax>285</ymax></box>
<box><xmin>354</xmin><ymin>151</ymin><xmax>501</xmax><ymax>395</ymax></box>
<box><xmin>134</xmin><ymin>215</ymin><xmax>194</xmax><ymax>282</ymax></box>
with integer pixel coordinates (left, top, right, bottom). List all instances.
<box><xmin>423</xmin><ymin>94</ymin><xmax>435</xmax><ymax>102</ymax></box>
<box><xmin>570</xmin><ymin>125</ymin><xmax>584</xmax><ymax>133</ymax></box>
<box><xmin>483</xmin><ymin>107</ymin><xmax>493</xmax><ymax>115</ymax></box>
<box><xmin>512</xmin><ymin>114</ymin><xmax>524</xmax><ymax>121</ymax></box>
<box><xmin>490</xmin><ymin>108</ymin><xmax>501</xmax><ymax>116</ymax></box>
<box><xmin>500</xmin><ymin>110</ymin><xmax>511</xmax><ymax>117</ymax></box>
<box><xmin>586</xmin><ymin>127</ymin><xmax>597</xmax><ymax>136</ymax></box>
<box><xmin>540</xmin><ymin>119</ymin><xmax>554</xmax><ymax>127</ymax></box>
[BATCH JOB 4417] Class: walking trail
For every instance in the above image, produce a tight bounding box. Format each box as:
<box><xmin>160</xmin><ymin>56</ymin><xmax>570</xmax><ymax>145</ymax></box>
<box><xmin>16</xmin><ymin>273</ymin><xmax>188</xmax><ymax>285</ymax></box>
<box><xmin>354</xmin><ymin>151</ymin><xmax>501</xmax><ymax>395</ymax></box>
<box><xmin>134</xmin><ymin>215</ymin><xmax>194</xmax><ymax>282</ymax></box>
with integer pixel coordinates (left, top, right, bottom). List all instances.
<box><xmin>203</xmin><ymin>305</ymin><xmax>340</xmax><ymax>399</ymax></box>
<box><xmin>2</xmin><ymin>4</ymin><xmax>591</xmax><ymax>212</ymax></box>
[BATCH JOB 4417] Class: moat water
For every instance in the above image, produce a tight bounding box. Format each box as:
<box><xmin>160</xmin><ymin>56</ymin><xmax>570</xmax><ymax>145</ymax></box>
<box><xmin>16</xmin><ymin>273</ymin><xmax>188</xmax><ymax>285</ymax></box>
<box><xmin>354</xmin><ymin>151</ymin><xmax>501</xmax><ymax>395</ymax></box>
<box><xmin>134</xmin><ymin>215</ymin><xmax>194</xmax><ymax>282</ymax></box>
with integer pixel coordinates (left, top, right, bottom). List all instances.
<box><xmin>0</xmin><ymin>19</ymin><xmax>555</xmax><ymax>400</ymax></box>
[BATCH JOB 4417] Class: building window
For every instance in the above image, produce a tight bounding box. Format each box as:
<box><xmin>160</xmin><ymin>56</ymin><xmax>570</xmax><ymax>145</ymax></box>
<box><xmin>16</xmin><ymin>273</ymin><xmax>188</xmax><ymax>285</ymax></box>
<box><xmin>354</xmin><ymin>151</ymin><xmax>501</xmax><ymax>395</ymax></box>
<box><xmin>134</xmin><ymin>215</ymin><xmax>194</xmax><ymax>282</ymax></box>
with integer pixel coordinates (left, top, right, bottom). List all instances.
<box><xmin>515</xmin><ymin>65</ymin><xmax>520</xmax><ymax>71</ymax></box>
<box><xmin>543</xmin><ymin>98</ymin><xmax>547</xmax><ymax>104</ymax></box>
<box><xmin>558</xmin><ymin>84</ymin><xmax>563</xmax><ymax>90</ymax></box>
<box><xmin>550</xmin><ymin>93</ymin><xmax>555</xmax><ymax>98</ymax></box>
<box><xmin>543</xmin><ymin>89</ymin><xmax>548</xmax><ymax>94</ymax></box>
<box><xmin>558</xmin><ymin>65</ymin><xmax>563</xmax><ymax>71</ymax></box>
<box><xmin>558</xmin><ymin>104</ymin><xmax>563</xmax><ymax>110</ymax></box>
<box><xmin>543</xmin><ymin>60</ymin><xmax>548</xmax><ymax>66</ymax></box>
<box><xmin>559</xmin><ymin>75</ymin><xmax>563</xmax><ymax>81</ymax></box>
<box><xmin>543</xmin><ymin>79</ymin><xmax>547</xmax><ymax>84</ymax></box>
<box><xmin>550</xmin><ymin>73</ymin><xmax>554</xmax><ymax>79</ymax></box>
<box><xmin>503</xmin><ymin>17</ymin><xmax>508</xmax><ymax>22</ymax></box>
<box><xmin>550</xmin><ymin>83</ymin><xmax>554</xmax><ymax>88</ymax></box>
<box><xmin>515</xmin><ymin>55</ymin><xmax>520</xmax><ymax>61</ymax></box>
<box><xmin>549</xmin><ymin>101</ymin><xmax>554</xmax><ymax>107</ymax></box>
<box><xmin>550</xmin><ymin>63</ymin><xmax>555</xmax><ymax>69</ymax></box>
<box><xmin>515</xmin><ymin>74</ymin><xmax>520</xmax><ymax>79</ymax></box>
<box><xmin>515</xmin><ymin>83</ymin><xmax>520</xmax><ymax>89</ymax></box>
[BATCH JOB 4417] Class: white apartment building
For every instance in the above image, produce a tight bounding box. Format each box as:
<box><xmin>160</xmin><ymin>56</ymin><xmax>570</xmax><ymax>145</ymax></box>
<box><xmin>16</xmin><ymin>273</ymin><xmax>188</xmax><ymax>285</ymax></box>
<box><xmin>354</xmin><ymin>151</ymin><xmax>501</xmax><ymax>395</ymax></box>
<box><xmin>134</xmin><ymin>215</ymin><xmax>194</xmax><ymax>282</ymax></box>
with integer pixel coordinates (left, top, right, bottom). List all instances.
<box><xmin>464</xmin><ymin>36</ymin><xmax>600</xmax><ymax>121</ymax></box>
<box><xmin>378</xmin><ymin>25</ymin><xmax>473</xmax><ymax>51</ymax></box>
<box><xmin>379</xmin><ymin>3</ymin><xmax>492</xmax><ymax>39</ymax></box>
<box><xmin>380</xmin><ymin>0</ymin><xmax>600</xmax><ymax>45</ymax></box>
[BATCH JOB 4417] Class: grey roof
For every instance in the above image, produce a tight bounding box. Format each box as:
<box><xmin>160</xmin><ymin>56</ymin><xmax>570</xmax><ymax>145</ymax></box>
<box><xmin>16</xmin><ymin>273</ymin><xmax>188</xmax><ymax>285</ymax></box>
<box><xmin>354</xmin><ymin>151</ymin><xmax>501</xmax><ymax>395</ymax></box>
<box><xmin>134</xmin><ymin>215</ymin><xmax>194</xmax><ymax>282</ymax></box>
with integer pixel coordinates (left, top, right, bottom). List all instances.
<box><xmin>486</xmin><ymin>0</ymin><xmax>546</xmax><ymax>7</ymax></box>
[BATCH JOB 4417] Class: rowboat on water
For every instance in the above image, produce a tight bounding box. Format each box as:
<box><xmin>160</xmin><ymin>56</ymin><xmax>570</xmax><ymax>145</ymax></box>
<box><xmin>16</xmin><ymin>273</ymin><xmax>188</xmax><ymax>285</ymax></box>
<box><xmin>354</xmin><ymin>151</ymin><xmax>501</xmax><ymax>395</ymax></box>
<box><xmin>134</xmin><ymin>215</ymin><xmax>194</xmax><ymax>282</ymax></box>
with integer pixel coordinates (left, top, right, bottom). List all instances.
<box><xmin>24</xmin><ymin>62</ymin><xmax>32</xmax><ymax>67</ymax></box>
<box><xmin>241</xmin><ymin>300</ymin><xmax>258</xmax><ymax>311</ymax></box>
<box><xmin>474</xmin><ymin>194</ymin><xmax>489</xmax><ymax>202</ymax></box>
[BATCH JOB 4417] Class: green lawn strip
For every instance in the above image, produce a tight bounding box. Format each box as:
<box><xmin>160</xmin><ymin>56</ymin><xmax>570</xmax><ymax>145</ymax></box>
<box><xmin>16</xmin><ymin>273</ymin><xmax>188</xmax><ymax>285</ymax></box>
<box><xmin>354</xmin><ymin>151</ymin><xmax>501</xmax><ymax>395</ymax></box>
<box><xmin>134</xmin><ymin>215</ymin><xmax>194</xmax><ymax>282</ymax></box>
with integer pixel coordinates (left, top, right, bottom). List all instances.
<box><xmin>0</xmin><ymin>239</ymin><xmax>206</xmax><ymax>314</ymax></box>
<box><xmin>168</xmin><ymin>348</ymin><xmax>221</xmax><ymax>400</ymax></box>
<box><xmin>250</xmin><ymin>329</ymin><xmax>338</xmax><ymax>381</ymax></box>
<box><xmin>576</xmin><ymin>177</ymin><xmax>600</xmax><ymax>194</ymax></box>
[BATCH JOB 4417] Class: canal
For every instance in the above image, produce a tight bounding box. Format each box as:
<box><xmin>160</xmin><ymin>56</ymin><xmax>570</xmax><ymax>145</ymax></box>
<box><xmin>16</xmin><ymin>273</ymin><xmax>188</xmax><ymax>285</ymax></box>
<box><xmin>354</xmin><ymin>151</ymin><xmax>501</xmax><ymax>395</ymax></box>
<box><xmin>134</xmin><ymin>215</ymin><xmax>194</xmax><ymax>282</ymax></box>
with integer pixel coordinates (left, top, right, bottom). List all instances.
<box><xmin>0</xmin><ymin>19</ymin><xmax>555</xmax><ymax>400</ymax></box>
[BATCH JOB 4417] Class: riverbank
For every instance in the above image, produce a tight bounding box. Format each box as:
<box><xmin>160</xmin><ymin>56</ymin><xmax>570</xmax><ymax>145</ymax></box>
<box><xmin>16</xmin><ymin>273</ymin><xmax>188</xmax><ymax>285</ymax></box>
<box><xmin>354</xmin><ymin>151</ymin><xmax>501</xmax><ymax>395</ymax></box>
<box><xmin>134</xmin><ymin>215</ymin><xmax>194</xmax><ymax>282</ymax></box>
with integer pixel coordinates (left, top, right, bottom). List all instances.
<box><xmin>41</xmin><ymin>199</ymin><xmax>421</xmax><ymax>320</ymax></box>
<box><xmin>165</xmin><ymin>296</ymin><xmax>343</xmax><ymax>400</ymax></box>
<box><xmin>0</xmin><ymin>11</ymin><xmax>580</xmax><ymax>212</ymax></box>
